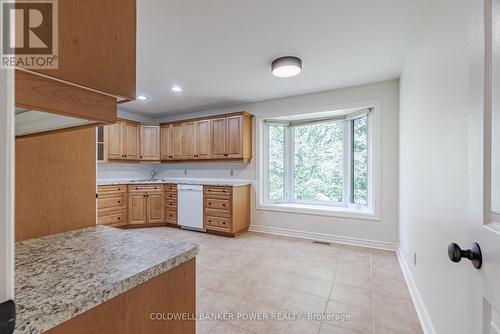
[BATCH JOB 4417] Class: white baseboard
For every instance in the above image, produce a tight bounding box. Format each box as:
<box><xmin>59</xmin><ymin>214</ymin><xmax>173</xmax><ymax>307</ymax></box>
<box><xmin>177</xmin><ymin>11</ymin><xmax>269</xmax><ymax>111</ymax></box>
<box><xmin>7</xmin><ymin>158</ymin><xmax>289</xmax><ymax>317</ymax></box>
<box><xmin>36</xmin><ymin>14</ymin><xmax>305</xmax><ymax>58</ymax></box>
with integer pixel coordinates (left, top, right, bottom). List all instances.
<box><xmin>397</xmin><ymin>249</ymin><xmax>436</xmax><ymax>334</ymax></box>
<box><xmin>248</xmin><ymin>225</ymin><xmax>398</xmax><ymax>251</ymax></box>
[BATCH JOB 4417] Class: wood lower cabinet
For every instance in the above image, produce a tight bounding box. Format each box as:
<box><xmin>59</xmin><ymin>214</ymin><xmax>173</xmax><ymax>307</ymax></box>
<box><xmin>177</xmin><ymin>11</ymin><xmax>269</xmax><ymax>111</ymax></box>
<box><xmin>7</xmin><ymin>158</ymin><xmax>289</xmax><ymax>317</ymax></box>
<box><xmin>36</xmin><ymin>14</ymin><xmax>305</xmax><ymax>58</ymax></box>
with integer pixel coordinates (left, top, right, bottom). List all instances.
<box><xmin>97</xmin><ymin>185</ymin><xmax>127</xmax><ymax>228</ymax></box>
<box><xmin>46</xmin><ymin>259</ymin><xmax>195</xmax><ymax>334</ymax></box>
<box><xmin>147</xmin><ymin>192</ymin><xmax>165</xmax><ymax>223</ymax></box>
<box><xmin>128</xmin><ymin>185</ymin><xmax>165</xmax><ymax>224</ymax></box>
<box><xmin>128</xmin><ymin>191</ymin><xmax>147</xmax><ymax>224</ymax></box>
<box><xmin>165</xmin><ymin>184</ymin><xmax>178</xmax><ymax>225</ymax></box>
<box><xmin>203</xmin><ymin>185</ymin><xmax>250</xmax><ymax>236</ymax></box>
<box><xmin>98</xmin><ymin>183</ymin><xmax>251</xmax><ymax>237</ymax></box>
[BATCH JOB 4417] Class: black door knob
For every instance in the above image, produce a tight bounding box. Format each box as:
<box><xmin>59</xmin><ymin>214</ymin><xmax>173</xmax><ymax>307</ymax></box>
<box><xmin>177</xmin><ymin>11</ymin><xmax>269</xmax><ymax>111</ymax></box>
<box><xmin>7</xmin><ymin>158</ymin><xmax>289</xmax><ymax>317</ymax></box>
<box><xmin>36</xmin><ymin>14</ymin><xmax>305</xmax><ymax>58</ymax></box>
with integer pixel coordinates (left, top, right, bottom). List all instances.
<box><xmin>448</xmin><ymin>242</ymin><xmax>482</xmax><ymax>269</ymax></box>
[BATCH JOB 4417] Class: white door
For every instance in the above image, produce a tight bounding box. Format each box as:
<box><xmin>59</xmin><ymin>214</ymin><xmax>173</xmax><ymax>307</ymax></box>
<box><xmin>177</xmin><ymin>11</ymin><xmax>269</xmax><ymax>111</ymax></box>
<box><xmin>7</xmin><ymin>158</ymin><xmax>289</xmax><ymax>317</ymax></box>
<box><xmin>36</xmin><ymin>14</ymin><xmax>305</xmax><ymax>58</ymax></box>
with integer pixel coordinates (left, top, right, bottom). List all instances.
<box><xmin>466</xmin><ymin>0</ymin><xmax>500</xmax><ymax>332</ymax></box>
<box><xmin>0</xmin><ymin>69</ymin><xmax>15</xmax><ymax>329</ymax></box>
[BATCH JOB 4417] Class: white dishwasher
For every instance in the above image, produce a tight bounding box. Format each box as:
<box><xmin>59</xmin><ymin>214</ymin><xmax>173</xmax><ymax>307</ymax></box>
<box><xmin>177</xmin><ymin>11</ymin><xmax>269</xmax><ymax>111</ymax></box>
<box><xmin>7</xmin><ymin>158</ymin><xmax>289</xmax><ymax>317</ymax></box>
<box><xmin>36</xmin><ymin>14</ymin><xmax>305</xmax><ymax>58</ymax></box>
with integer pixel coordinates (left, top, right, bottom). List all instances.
<box><xmin>177</xmin><ymin>184</ymin><xmax>205</xmax><ymax>232</ymax></box>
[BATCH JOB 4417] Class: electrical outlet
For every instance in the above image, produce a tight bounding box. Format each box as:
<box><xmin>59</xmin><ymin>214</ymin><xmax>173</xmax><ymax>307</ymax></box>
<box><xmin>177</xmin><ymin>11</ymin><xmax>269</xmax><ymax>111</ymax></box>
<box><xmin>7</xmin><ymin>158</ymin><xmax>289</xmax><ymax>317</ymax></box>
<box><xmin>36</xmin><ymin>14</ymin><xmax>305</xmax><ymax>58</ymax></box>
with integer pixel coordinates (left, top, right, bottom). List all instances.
<box><xmin>230</xmin><ymin>169</ymin><xmax>234</xmax><ymax>176</ymax></box>
<box><xmin>184</xmin><ymin>169</ymin><xmax>187</xmax><ymax>176</ymax></box>
<box><xmin>413</xmin><ymin>253</ymin><xmax>417</xmax><ymax>266</ymax></box>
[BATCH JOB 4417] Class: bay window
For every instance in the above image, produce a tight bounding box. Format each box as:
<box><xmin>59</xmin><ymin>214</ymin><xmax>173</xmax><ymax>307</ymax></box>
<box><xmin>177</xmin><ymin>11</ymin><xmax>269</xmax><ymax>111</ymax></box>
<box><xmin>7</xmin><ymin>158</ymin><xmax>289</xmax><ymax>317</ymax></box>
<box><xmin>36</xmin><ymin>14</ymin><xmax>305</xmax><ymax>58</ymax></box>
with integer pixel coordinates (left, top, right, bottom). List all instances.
<box><xmin>263</xmin><ymin>109</ymin><xmax>372</xmax><ymax>210</ymax></box>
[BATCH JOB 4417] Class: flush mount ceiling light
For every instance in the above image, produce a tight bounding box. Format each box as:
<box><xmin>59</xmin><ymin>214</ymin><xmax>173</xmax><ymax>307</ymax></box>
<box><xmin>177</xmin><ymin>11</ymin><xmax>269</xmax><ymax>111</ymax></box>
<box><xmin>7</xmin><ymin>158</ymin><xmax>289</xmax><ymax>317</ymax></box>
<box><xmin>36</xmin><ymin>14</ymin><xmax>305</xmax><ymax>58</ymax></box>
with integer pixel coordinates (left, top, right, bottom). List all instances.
<box><xmin>136</xmin><ymin>95</ymin><xmax>149</xmax><ymax>101</ymax></box>
<box><xmin>271</xmin><ymin>56</ymin><xmax>302</xmax><ymax>78</ymax></box>
<box><xmin>171</xmin><ymin>86</ymin><xmax>182</xmax><ymax>92</ymax></box>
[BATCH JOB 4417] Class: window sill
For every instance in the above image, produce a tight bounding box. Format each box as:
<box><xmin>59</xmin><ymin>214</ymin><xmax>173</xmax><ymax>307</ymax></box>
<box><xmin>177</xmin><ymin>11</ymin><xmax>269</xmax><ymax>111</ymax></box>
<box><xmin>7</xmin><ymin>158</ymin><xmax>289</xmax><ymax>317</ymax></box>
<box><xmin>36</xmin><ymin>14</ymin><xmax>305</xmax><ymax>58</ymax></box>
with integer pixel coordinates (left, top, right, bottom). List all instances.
<box><xmin>256</xmin><ymin>202</ymin><xmax>379</xmax><ymax>221</ymax></box>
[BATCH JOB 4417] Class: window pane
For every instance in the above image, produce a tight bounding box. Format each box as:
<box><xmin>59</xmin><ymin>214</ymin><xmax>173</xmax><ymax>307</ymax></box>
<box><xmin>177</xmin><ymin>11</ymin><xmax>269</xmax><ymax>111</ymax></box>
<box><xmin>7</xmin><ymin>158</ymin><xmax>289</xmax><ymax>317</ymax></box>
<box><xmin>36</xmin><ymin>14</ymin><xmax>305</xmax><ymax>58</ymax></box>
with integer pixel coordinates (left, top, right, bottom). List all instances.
<box><xmin>268</xmin><ymin>124</ymin><xmax>285</xmax><ymax>200</ymax></box>
<box><xmin>293</xmin><ymin>122</ymin><xmax>344</xmax><ymax>202</ymax></box>
<box><xmin>353</xmin><ymin>116</ymin><xmax>368</xmax><ymax>205</ymax></box>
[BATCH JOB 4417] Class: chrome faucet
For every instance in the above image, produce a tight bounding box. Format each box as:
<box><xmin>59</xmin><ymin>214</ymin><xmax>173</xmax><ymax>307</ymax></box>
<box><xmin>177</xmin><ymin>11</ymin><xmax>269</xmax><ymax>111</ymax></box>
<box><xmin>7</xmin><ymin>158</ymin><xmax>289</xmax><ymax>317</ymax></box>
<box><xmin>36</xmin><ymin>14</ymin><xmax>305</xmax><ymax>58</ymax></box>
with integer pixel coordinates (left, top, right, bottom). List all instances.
<box><xmin>150</xmin><ymin>169</ymin><xmax>159</xmax><ymax>181</ymax></box>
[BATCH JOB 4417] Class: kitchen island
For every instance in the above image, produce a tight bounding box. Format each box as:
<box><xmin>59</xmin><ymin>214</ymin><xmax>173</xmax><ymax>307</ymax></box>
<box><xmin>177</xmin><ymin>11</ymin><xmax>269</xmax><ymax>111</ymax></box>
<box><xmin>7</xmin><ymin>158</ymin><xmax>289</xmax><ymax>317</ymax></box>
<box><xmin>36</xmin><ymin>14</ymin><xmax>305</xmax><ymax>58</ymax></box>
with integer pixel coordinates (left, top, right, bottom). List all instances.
<box><xmin>14</xmin><ymin>226</ymin><xmax>198</xmax><ymax>334</ymax></box>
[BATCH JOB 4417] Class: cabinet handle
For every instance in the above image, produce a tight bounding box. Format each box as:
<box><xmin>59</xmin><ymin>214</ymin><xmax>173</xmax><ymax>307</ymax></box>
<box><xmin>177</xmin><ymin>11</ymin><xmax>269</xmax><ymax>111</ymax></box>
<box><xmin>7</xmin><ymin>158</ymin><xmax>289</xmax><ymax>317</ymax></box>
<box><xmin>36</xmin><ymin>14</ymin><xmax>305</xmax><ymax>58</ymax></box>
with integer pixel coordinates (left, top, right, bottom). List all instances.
<box><xmin>143</xmin><ymin>195</ymin><xmax>146</xmax><ymax>197</ymax></box>
<box><xmin>208</xmin><ymin>220</ymin><xmax>211</xmax><ymax>223</ymax></box>
<box><xmin>208</xmin><ymin>202</ymin><xmax>212</xmax><ymax>205</ymax></box>
<box><xmin>118</xmin><ymin>201</ymin><xmax>121</xmax><ymax>204</ymax></box>
<box><xmin>140</xmin><ymin>156</ymin><xmax>143</xmax><ymax>158</ymax></box>
<box><xmin>223</xmin><ymin>204</ymin><xmax>226</xmax><ymax>207</ymax></box>
<box><xmin>118</xmin><ymin>217</ymin><xmax>121</xmax><ymax>220</ymax></box>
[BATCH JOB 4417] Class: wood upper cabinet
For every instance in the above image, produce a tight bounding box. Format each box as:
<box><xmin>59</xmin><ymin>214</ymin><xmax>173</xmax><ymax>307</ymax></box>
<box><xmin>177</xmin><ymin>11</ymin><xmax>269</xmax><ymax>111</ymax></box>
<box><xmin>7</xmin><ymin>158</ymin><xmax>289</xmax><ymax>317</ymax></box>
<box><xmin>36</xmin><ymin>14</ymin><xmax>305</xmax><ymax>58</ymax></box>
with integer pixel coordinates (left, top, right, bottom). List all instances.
<box><xmin>123</xmin><ymin>123</ymin><xmax>140</xmax><ymax>160</ymax></box>
<box><xmin>226</xmin><ymin>115</ymin><xmax>243</xmax><ymax>158</ymax></box>
<box><xmin>140</xmin><ymin>125</ymin><xmax>160</xmax><ymax>161</ymax></box>
<box><xmin>196</xmin><ymin>120</ymin><xmax>211</xmax><ymax>159</ymax></box>
<box><xmin>170</xmin><ymin>123</ymin><xmax>183</xmax><ymax>160</ymax></box>
<box><xmin>182</xmin><ymin>122</ymin><xmax>197</xmax><ymax>159</ymax></box>
<box><xmin>107</xmin><ymin>122</ymin><xmax>123</xmax><ymax>159</ymax></box>
<box><xmin>128</xmin><ymin>192</ymin><xmax>147</xmax><ymax>224</ymax></box>
<box><xmin>160</xmin><ymin>125</ymin><xmax>172</xmax><ymax>160</ymax></box>
<box><xmin>105</xmin><ymin>120</ymin><xmax>140</xmax><ymax>161</ymax></box>
<box><xmin>33</xmin><ymin>0</ymin><xmax>136</xmax><ymax>100</ymax></box>
<box><xmin>210</xmin><ymin>118</ymin><xmax>226</xmax><ymax>159</ymax></box>
<box><xmin>158</xmin><ymin>112</ymin><xmax>253</xmax><ymax>162</ymax></box>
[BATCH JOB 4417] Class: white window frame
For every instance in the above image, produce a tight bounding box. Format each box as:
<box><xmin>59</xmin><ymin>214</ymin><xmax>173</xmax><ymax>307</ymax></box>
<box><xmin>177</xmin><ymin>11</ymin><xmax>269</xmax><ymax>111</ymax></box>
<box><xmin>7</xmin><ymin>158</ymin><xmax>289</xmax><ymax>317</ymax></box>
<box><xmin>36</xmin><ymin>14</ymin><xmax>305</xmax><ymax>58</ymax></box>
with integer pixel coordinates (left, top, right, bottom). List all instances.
<box><xmin>256</xmin><ymin>100</ymin><xmax>381</xmax><ymax>220</ymax></box>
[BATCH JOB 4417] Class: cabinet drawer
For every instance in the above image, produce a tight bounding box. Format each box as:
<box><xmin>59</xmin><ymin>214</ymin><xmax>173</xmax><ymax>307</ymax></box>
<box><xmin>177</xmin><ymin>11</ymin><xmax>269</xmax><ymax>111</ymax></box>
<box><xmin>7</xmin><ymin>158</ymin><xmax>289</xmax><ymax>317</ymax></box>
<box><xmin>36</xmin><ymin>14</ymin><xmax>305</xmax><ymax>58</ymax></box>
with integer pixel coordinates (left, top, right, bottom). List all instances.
<box><xmin>98</xmin><ymin>194</ymin><xmax>126</xmax><ymax>210</ymax></box>
<box><xmin>129</xmin><ymin>184</ymin><xmax>164</xmax><ymax>192</ymax></box>
<box><xmin>166</xmin><ymin>210</ymin><xmax>177</xmax><ymax>220</ymax></box>
<box><xmin>205</xmin><ymin>208</ymin><xmax>231</xmax><ymax>218</ymax></box>
<box><xmin>166</xmin><ymin>219</ymin><xmax>177</xmax><ymax>225</ymax></box>
<box><xmin>205</xmin><ymin>198</ymin><xmax>230</xmax><ymax>210</ymax></box>
<box><xmin>205</xmin><ymin>216</ymin><xmax>231</xmax><ymax>231</ymax></box>
<box><xmin>165</xmin><ymin>184</ymin><xmax>177</xmax><ymax>192</ymax></box>
<box><xmin>165</xmin><ymin>192</ymin><xmax>177</xmax><ymax>200</ymax></box>
<box><xmin>98</xmin><ymin>185</ymin><xmax>126</xmax><ymax>194</ymax></box>
<box><xmin>204</xmin><ymin>186</ymin><xmax>231</xmax><ymax>197</ymax></box>
<box><xmin>98</xmin><ymin>210</ymin><xmax>126</xmax><ymax>226</ymax></box>
<box><xmin>165</xmin><ymin>200</ymin><xmax>177</xmax><ymax>209</ymax></box>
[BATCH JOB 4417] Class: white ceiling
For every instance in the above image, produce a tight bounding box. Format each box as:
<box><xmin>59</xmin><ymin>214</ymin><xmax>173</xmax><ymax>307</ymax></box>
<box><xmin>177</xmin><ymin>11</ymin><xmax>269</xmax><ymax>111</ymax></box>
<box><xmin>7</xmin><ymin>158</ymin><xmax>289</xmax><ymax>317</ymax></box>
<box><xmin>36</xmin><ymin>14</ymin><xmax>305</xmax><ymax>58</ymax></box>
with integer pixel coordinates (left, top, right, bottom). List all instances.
<box><xmin>121</xmin><ymin>0</ymin><xmax>422</xmax><ymax>116</ymax></box>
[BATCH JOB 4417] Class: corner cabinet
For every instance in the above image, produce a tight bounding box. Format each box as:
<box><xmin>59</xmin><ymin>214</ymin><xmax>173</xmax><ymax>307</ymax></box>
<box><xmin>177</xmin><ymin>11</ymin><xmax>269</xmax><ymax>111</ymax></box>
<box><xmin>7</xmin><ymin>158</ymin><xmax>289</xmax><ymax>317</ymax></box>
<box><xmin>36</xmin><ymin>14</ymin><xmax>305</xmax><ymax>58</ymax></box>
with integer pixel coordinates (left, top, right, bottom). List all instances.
<box><xmin>128</xmin><ymin>185</ymin><xmax>165</xmax><ymax>224</ymax></box>
<box><xmin>160</xmin><ymin>112</ymin><xmax>253</xmax><ymax>163</ymax></box>
<box><xmin>140</xmin><ymin>125</ymin><xmax>160</xmax><ymax>161</ymax></box>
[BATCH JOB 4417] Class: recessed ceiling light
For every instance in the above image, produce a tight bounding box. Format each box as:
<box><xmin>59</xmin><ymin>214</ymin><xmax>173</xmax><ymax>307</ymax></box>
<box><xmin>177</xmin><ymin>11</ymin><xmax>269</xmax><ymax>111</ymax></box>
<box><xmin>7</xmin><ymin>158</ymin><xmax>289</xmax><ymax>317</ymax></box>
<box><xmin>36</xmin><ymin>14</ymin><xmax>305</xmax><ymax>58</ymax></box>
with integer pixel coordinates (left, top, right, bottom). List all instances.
<box><xmin>171</xmin><ymin>86</ymin><xmax>182</xmax><ymax>92</ymax></box>
<box><xmin>272</xmin><ymin>56</ymin><xmax>302</xmax><ymax>78</ymax></box>
<box><xmin>136</xmin><ymin>95</ymin><xmax>149</xmax><ymax>101</ymax></box>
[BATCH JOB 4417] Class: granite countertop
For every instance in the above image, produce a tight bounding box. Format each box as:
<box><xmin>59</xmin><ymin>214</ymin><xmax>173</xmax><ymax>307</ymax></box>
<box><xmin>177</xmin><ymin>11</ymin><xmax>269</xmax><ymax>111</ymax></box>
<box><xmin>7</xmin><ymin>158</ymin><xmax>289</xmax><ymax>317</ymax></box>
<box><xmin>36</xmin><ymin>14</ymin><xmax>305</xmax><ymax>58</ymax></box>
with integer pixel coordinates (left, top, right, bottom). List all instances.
<box><xmin>97</xmin><ymin>177</ymin><xmax>253</xmax><ymax>187</ymax></box>
<box><xmin>14</xmin><ymin>226</ymin><xmax>198</xmax><ymax>334</ymax></box>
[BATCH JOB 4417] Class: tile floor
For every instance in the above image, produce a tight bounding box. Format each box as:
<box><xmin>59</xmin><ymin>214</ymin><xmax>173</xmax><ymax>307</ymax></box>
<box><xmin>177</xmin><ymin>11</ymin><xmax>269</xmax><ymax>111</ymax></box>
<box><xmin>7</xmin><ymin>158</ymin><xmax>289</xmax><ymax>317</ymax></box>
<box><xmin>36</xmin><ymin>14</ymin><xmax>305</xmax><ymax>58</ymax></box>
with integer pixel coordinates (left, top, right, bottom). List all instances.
<box><xmin>134</xmin><ymin>227</ymin><xmax>423</xmax><ymax>334</ymax></box>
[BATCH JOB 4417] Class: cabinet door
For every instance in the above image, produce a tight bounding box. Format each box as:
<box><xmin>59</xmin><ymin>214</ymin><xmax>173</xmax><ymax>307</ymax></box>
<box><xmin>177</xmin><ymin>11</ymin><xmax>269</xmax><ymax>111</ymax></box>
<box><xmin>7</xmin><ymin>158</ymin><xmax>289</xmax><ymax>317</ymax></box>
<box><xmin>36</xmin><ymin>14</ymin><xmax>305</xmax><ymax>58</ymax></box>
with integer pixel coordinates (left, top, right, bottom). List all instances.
<box><xmin>107</xmin><ymin>122</ymin><xmax>123</xmax><ymax>159</ymax></box>
<box><xmin>182</xmin><ymin>122</ymin><xmax>197</xmax><ymax>159</ymax></box>
<box><xmin>147</xmin><ymin>193</ymin><xmax>165</xmax><ymax>223</ymax></box>
<box><xmin>211</xmin><ymin>118</ymin><xmax>226</xmax><ymax>159</ymax></box>
<box><xmin>128</xmin><ymin>192</ymin><xmax>146</xmax><ymax>224</ymax></box>
<box><xmin>140</xmin><ymin>125</ymin><xmax>160</xmax><ymax>160</ymax></box>
<box><xmin>124</xmin><ymin>123</ymin><xmax>140</xmax><ymax>160</ymax></box>
<box><xmin>160</xmin><ymin>125</ymin><xmax>171</xmax><ymax>160</ymax></box>
<box><xmin>170</xmin><ymin>123</ymin><xmax>183</xmax><ymax>159</ymax></box>
<box><xmin>226</xmin><ymin>115</ymin><xmax>243</xmax><ymax>158</ymax></box>
<box><xmin>196</xmin><ymin>120</ymin><xmax>211</xmax><ymax>159</ymax></box>
<box><xmin>97</xmin><ymin>126</ymin><xmax>108</xmax><ymax>163</ymax></box>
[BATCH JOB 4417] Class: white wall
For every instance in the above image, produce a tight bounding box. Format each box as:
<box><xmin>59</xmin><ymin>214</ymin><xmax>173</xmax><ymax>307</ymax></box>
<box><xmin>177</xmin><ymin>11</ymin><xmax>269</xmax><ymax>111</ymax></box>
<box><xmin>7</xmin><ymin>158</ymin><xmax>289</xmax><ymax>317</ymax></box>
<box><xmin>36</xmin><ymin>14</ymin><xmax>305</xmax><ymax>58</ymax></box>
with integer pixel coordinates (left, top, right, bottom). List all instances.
<box><xmin>149</xmin><ymin>79</ymin><xmax>400</xmax><ymax>246</ymax></box>
<box><xmin>399</xmin><ymin>0</ymin><xmax>469</xmax><ymax>333</ymax></box>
